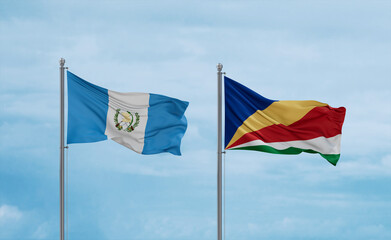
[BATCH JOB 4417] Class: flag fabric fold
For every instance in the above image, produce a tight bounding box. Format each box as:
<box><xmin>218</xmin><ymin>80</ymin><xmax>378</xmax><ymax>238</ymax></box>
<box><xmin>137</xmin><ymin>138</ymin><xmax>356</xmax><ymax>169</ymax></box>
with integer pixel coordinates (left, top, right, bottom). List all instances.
<box><xmin>224</xmin><ymin>76</ymin><xmax>346</xmax><ymax>165</ymax></box>
<box><xmin>67</xmin><ymin>71</ymin><xmax>189</xmax><ymax>156</ymax></box>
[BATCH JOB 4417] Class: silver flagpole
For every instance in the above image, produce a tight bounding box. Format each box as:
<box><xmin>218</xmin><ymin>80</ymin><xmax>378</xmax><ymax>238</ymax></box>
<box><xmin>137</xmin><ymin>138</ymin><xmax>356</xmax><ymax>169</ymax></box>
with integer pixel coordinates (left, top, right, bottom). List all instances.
<box><xmin>217</xmin><ymin>63</ymin><xmax>223</xmax><ymax>240</ymax></box>
<box><xmin>59</xmin><ymin>58</ymin><xmax>65</xmax><ymax>240</ymax></box>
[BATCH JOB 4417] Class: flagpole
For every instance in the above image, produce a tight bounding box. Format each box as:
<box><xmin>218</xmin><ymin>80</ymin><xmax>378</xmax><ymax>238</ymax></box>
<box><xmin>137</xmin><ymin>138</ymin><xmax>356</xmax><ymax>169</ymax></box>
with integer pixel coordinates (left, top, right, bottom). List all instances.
<box><xmin>217</xmin><ymin>63</ymin><xmax>223</xmax><ymax>240</ymax></box>
<box><xmin>59</xmin><ymin>58</ymin><xmax>65</xmax><ymax>240</ymax></box>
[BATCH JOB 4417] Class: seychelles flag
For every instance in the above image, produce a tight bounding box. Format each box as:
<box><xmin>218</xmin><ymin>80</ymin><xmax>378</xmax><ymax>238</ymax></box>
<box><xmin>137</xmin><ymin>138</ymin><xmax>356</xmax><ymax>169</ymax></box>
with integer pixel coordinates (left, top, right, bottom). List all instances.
<box><xmin>225</xmin><ymin>77</ymin><xmax>346</xmax><ymax>165</ymax></box>
<box><xmin>67</xmin><ymin>71</ymin><xmax>189</xmax><ymax>156</ymax></box>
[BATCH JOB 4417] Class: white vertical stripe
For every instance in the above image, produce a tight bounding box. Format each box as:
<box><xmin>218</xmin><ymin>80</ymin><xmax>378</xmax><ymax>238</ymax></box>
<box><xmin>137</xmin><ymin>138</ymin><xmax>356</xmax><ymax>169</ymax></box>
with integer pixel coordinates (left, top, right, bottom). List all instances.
<box><xmin>230</xmin><ymin>135</ymin><xmax>342</xmax><ymax>154</ymax></box>
<box><xmin>105</xmin><ymin>90</ymin><xmax>149</xmax><ymax>154</ymax></box>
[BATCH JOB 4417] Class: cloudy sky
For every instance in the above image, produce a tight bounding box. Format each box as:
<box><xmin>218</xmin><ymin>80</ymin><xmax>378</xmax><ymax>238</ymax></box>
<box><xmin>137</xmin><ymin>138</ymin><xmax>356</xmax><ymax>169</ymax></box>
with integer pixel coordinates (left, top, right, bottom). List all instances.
<box><xmin>0</xmin><ymin>0</ymin><xmax>390</xmax><ymax>239</ymax></box>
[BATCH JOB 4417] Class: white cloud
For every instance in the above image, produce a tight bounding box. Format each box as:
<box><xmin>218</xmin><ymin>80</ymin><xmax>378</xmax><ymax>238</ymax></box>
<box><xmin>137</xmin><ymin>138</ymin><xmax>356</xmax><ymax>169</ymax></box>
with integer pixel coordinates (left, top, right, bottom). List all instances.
<box><xmin>100</xmin><ymin>212</ymin><xmax>215</xmax><ymax>239</ymax></box>
<box><xmin>219</xmin><ymin>151</ymin><xmax>391</xmax><ymax>186</ymax></box>
<box><xmin>337</xmin><ymin>154</ymin><xmax>391</xmax><ymax>177</ymax></box>
<box><xmin>227</xmin><ymin>216</ymin><xmax>391</xmax><ymax>240</ymax></box>
<box><xmin>0</xmin><ymin>205</ymin><xmax>22</xmax><ymax>223</ymax></box>
<box><xmin>32</xmin><ymin>222</ymin><xmax>49</xmax><ymax>239</ymax></box>
<box><xmin>0</xmin><ymin>204</ymin><xmax>54</xmax><ymax>239</ymax></box>
<box><xmin>0</xmin><ymin>205</ymin><xmax>23</xmax><ymax>239</ymax></box>
<box><xmin>72</xmin><ymin>143</ymin><xmax>216</xmax><ymax>177</ymax></box>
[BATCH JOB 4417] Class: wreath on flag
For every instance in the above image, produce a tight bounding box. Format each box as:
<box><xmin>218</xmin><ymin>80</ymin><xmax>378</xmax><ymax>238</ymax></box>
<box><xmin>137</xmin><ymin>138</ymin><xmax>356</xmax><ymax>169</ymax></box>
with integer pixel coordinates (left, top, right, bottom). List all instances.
<box><xmin>114</xmin><ymin>109</ymin><xmax>140</xmax><ymax>132</ymax></box>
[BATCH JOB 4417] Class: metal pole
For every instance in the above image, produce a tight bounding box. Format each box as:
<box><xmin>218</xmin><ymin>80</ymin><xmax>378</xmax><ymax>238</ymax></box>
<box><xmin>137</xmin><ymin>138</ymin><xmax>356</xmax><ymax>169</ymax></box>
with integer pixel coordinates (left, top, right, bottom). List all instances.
<box><xmin>59</xmin><ymin>58</ymin><xmax>65</xmax><ymax>240</ymax></box>
<box><xmin>217</xmin><ymin>63</ymin><xmax>223</xmax><ymax>240</ymax></box>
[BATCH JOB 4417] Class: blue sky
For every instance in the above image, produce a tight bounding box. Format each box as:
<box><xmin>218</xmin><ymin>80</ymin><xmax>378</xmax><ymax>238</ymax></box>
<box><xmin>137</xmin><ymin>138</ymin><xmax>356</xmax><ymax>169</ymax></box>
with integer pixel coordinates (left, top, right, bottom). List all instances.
<box><xmin>0</xmin><ymin>0</ymin><xmax>390</xmax><ymax>239</ymax></box>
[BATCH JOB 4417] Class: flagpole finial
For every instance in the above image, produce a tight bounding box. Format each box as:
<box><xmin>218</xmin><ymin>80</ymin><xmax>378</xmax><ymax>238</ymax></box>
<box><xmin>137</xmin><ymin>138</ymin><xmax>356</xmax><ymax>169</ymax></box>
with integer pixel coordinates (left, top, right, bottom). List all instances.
<box><xmin>60</xmin><ymin>58</ymin><xmax>65</xmax><ymax>66</ymax></box>
<box><xmin>217</xmin><ymin>63</ymin><xmax>223</xmax><ymax>72</ymax></box>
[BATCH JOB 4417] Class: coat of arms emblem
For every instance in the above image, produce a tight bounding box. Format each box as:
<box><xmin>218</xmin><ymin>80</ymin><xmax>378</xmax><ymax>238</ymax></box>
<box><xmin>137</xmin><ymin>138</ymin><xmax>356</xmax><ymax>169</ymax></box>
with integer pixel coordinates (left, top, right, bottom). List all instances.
<box><xmin>114</xmin><ymin>109</ymin><xmax>140</xmax><ymax>132</ymax></box>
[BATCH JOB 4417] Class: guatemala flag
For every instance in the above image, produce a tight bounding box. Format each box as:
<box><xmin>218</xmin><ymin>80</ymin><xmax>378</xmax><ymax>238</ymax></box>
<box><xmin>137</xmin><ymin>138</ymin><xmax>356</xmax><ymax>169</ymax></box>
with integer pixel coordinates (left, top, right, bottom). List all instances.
<box><xmin>67</xmin><ymin>71</ymin><xmax>189</xmax><ymax>156</ymax></box>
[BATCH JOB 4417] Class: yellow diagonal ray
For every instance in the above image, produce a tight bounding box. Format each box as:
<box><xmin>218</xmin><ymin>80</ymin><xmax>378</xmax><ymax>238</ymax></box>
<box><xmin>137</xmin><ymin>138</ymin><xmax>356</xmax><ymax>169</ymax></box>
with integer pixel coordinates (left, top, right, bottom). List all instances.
<box><xmin>226</xmin><ymin>100</ymin><xmax>328</xmax><ymax>149</ymax></box>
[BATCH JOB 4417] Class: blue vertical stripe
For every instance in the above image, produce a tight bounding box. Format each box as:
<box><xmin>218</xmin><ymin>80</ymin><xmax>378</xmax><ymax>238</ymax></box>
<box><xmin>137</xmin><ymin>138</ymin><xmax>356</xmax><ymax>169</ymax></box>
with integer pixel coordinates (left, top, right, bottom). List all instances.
<box><xmin>142</xmin><ymin>94</ymin><xmax>189</xmax><ymax>155</ymax></box>
<box><xmin>67</xmin><ymin>71</ymin><xmax>109</xmax><ymax>144</ymax></box>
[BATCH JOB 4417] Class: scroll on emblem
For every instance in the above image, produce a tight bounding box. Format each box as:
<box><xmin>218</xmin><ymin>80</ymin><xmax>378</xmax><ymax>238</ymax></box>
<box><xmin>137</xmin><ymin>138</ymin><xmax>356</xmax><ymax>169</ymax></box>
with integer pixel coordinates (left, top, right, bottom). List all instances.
<box><xmin>114</xmin><ymin>109</ymin><xmax>140</xmax><ymax>132</ymax></box>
